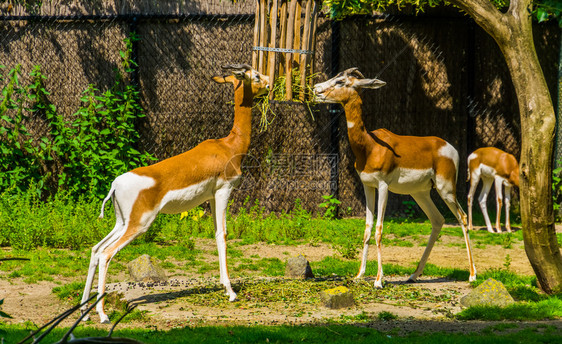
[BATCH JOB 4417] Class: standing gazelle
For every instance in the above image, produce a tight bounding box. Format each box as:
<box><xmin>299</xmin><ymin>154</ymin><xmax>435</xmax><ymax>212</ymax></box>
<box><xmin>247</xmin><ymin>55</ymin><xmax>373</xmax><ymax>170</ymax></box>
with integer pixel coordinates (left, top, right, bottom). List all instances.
<box><xmin>313</xmin><ymin>68</ymin><xmax>476</xmax><ymax>287</ymax></box>
<box><xmin>467</xmin><ymin>147</ymin><xmax>519</xmax><ymax>233</ymax></box>
<box><xmin>81</xmin><ymin>64</ymin><xmax>269</xmax><ymax>323</ymax></box>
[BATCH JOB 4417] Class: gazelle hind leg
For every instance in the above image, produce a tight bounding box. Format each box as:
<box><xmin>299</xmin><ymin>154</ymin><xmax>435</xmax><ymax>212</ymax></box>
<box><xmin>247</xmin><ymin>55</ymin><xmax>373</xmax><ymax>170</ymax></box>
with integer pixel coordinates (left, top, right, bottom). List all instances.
<box><xmin>356</xmin><ymin>185</ymin><xmax>375</xmax><ymax>280</ymax></box>
<box><xmin>213</xmin><ymin>186</ymin><xmax>236</xmax><ymax>301</ymax></box>
<box><xmin>494</xmin><ymin>176</ymin><xmax>504</xmax><ymax>233</ymax></box>
<box><xmin>467</xmin><ymin>172</ymin><xmax>480</xmax><ymax>231</ymax></box>
<box><xmin>478</xmin><ymin>178</ymin><xmax>495</xmax><ymax>233</ymax></box>
<box><xmin>504</xmin><ymin>185</ymin><xmax>512</xmax><ymax>232</ymax></box>
<box><xmin>437</xmin><ymin>186</ymin><xmax>477</xmax><ymax>282</ymax></box>
<box><xmin>408</xmin><ymin>191</ymin><xmax>445</xmax><ymax>282</ymax></box>
<box><xmin>95</xmin><ymin>212</ymin><xmax>159</xmax><ymax>323</ymax></box>
<box><xmin>80</xmin><ymin>200</ymin><xmax>125</xmax><ymax>319</ymax></box>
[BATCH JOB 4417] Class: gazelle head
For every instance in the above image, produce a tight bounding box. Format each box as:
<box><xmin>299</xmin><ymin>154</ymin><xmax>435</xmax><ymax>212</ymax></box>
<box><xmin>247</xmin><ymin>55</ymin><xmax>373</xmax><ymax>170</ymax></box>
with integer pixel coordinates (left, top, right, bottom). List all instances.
<box><xmin>313</xmin><ymin>67</ymin><xmax>386</xmax><ymax>104</ymax></box>
<box><xmin>213</xmin><ymin>64</ymin><xmax>270</xmax><ymax>98</ymax></box>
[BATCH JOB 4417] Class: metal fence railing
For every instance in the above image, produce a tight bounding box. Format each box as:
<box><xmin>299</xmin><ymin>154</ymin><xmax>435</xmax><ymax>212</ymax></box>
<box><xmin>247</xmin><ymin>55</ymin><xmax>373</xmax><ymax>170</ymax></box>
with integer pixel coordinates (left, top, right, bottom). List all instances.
<box><xmin>1</xmin><ymin>1</ymin><xmax>560</xmax><ymax>216</ymax></box>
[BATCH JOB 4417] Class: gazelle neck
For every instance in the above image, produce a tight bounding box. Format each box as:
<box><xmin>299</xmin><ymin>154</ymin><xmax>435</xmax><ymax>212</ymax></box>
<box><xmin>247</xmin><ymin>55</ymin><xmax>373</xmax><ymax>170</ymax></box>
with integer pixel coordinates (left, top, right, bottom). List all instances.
<box><xmin>343</xmin><ymin>95</ymin><xmax>371</xmax><ymax>158</ymax></box>
<box><xmin>228</xmin><ymin>82</ymin><xmax>254</xmax><ymax>154</ymax></box>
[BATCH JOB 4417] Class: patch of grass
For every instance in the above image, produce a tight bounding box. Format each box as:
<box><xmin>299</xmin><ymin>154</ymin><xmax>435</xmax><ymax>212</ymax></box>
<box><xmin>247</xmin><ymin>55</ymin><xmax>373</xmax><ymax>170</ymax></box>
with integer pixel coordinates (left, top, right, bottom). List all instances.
<box><xmin>0</xmin><ymin>248</ymin><xmax>89</xmax><ymax>282</ymax></box>
<box><xmin>52</xmin><ymin>281</ymin><xmax>85</xmax><ymax>303</ymax></box>
<box><xmin>3</xmin><ymin>323</ymin><xmax>561</xmax><ymax>344</ymax></box>
<box><xmin>377</xmin><ymin>311</ymin><xmax>398</xmax><ymax>321</ymax></box>
<box><xmin>456</xmin><ymin>298</ymin><xmax>562</xmax><ymax>321</ymax></box>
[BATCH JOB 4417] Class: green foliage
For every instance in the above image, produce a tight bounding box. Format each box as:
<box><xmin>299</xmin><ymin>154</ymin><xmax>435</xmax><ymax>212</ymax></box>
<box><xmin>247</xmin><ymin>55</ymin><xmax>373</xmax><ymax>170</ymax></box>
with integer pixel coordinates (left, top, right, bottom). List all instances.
<box><xmin>322</xmin><ymin>0</ymin><xmax>561</xmax><ymax>27</ymax></box>
<box><xmin>318</xmin><ymin>194</ymin><xmax>341</xmax><ymax>219</ymax></box>
<box><xmin>553</xmin><ymin>161</ymin><xmax>562</xmax><ymax>220</ymax></box>
<box><xmin>0</xmin><ymin>33</ymin><xmax>154</xmax><ymax>199</ymax></box>
<box><xmin>534</xmin><ymin>0</ymin><xmax>562</xmax><ymax>26</ymax></box>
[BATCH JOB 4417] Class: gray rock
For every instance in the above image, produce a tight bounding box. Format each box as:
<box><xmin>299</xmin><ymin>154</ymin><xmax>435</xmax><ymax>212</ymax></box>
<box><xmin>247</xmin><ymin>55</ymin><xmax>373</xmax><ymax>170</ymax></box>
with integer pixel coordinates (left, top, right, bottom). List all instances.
<box><xmin>127</xmin><ymin>254</ymin><xmax>168</xmax><ymax>283</ymax></box>
<box><xmin>320</xmin><ymin>286</ymin><xmax>355</xmax><ymax>309</ymax></box>
<box><xmin>460</xmin><ymin>278</ymin><xmax>515</xmax><ymax>307</ymax></box>
<box><xmin>285</xmin><ymin>254</ymin><xmax>314</xmax><ymax>279</ymax></box>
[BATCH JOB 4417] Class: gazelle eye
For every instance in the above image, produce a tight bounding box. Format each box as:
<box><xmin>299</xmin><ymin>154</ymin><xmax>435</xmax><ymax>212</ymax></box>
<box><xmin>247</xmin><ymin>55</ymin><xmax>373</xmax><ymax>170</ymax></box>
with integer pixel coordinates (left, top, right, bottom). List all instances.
<box><xmin>335</xmin><ymin>80</ymin><xmax>344</xmax><ymax>86</ymax></box>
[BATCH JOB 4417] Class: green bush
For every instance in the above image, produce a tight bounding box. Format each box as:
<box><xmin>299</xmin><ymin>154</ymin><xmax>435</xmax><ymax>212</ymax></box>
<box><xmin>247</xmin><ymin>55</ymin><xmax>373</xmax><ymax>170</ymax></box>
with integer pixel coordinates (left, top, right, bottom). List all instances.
<box><xmin>0</xmin><ymin>34</ymin><xmax>154</xmax><ymax>200</ymax></box>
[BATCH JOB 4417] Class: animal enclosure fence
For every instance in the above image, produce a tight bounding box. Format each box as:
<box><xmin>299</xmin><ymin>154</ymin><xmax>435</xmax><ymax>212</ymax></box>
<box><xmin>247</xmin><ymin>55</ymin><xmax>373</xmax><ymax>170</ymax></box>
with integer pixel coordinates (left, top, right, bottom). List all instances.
<box><xmin>0</xmin><ymin>1</ymin><xmax>560</xmax><ymax>216</ymax></box>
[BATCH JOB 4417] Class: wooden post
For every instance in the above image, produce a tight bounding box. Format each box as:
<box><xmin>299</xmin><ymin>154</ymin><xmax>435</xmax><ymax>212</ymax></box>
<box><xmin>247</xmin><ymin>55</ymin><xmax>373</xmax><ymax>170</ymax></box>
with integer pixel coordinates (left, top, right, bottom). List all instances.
<box><xmin>268</xmin><ymin>0</ymin><xmax>279</xmax><ymax>100</ymax></box>
<box><xmin>299</xmin><ymin>0</ymin><xmax>312</xmax><ymax>101</ymax></box>
<box><xmin>285</xmin><ymin>0</ymin><xmax>298</xmax><ymax>100</ymax></box>
<box><xmin>252</xmin><ymin>0</ymin><xmax>319</xmax><ymax>102</ymax></box>
<box><xmin>293</xmin><ymin>0</ymin><xmax>302</xmax><ymax>67</ymax></box>
<box><xmin>252</xmin><ymin>0</ymin><xmax>261</xmax><ymax>69</ymax></box>
<box><xmin>258</xmin><ymin>0</ymin><xmax>268</xmax><ymax>74</ymax></box>
<box><xmin>278</xmin><ymin>1</ymin><xmax>288</xmax><ymax>78</ymax></box>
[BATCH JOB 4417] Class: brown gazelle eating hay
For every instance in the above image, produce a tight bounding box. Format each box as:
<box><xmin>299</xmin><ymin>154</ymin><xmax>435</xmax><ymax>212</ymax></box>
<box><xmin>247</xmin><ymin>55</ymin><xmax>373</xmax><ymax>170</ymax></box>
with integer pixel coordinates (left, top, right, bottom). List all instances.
<box><xmin>313</xmin><ymin>68</ymin><xmax>476</xmax><ymax>288</ymax></box>
<box><xmin>80</xmin><ymin>64</ymin><xmax>269</xmax><ymax>323</ymax></box>
<box><xmin>467</xmin><ymin>147</ymin><xmax>519</xmax><ymax>233</ymax></box>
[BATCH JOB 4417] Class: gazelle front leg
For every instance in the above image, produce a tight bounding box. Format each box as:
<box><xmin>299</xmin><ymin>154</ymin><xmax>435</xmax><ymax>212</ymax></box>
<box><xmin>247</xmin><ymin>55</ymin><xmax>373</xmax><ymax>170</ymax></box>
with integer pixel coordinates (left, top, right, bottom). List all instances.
<box><xmin>212</xmin><ymin>186</ymin><xmax>236</xmax><ymax>302</ymax></box>
<box><xmin>373</xmin><ymin>183</ymin><xmax>388</xmax><ymax>288</ymax></box>
<box><xmin>356</xmin><ymin>186</ymin><xmax>375</xmax><ymax>280</ymax></box>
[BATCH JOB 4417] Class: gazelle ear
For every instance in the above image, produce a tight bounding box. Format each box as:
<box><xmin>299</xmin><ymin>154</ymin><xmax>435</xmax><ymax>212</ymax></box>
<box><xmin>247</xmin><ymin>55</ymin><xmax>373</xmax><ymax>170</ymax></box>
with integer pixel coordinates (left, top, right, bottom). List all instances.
<box><xmin>222</xmin><ymin>64</ymin><xmax>252</xmax><ymax>80</ymax></box>
<box><xmin>354</xmin><ymin>78</ymin><xmax>386</xmax><ymax>89</ymax></box>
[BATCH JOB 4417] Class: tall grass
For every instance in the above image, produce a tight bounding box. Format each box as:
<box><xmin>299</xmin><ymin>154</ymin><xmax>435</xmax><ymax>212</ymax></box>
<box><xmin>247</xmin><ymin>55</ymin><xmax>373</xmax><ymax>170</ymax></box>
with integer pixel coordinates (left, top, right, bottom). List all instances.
<box><xmin>0</xmin><ymin>188</ymin><xmax>110</xmax><ymax>250</ymax></box>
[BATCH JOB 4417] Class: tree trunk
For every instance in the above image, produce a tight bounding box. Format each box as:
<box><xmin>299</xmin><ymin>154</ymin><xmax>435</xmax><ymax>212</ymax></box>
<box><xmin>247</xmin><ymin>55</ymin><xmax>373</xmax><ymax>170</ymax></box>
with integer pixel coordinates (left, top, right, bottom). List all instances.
<box><xmin>506</xmin><ymin>27</ymin><xmax>562</xmax><ymax>294</ymax></box>
<box><xmin>450</xmin><ymin>0</ymin><xmax>562</xmax><ymax>293</ymax></box>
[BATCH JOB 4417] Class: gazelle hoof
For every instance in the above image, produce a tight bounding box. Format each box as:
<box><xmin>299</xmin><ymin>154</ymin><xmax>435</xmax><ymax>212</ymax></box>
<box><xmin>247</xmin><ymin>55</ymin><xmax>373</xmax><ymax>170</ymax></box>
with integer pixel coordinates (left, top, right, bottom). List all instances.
<box><xmin>228</xmin><ymin>293</ymin><xmax>237</xmax><ymax>302</ymax></box>
<box><xmin>99</xmin><ymin>314</ymin><xmax>111</xmax><ymax>324</ymax></box>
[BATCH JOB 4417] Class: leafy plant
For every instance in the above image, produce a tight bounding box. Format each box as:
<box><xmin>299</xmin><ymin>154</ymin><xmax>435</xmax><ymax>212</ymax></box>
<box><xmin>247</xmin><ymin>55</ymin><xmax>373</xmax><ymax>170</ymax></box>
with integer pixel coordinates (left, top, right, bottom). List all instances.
<box><xmin>0</xmin><ymin>33</ymin><xmax>154</xmax><ymax>200</ymax></box>
<box><xmin>319</xmin><ymin>194</ymin><xmax>341</xmax><ymax>220</ymax></box>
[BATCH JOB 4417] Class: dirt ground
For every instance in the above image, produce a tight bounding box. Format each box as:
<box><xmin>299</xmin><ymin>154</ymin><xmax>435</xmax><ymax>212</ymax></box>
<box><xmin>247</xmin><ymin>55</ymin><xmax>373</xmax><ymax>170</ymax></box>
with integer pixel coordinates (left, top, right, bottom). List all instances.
<box><xmin>1</xmin><ymin>226</ymin><xmax>562</xmax><ymax>336</ymax></box>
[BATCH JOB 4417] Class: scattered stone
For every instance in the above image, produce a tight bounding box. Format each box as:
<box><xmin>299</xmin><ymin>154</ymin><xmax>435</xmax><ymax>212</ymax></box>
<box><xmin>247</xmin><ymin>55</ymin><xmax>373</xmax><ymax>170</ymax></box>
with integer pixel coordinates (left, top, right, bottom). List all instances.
<box><xmin>320</xmin><ymin>286</ymin><xmax>355</xmax><ymax>309</ymax></box>
<box><xmin>127</xmin><ymin>254</ymin><xmax>168</xmax><ymax>283</ymax></box>
<box><xmin>285</xmin><ymin>254</ymin><xmax>314</xmax><ymax>279</ymax></box>
<box><xmin>460</xmin><ymin>278</ymin><xmax>515</xmax><ymax>307</ymax></box>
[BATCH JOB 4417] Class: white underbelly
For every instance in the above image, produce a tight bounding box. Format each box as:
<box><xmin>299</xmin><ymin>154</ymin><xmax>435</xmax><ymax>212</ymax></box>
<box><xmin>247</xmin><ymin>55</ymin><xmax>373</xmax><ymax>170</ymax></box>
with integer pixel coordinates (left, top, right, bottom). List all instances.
<box><xmin>159</xmin><ymin>179</ymin><xmax>215</xmax><ymax>214</ymax></box>
<box><xmin>359</xmin><ymin>168</ymin><xmax>434</xmax><ymax>195</ymax></box>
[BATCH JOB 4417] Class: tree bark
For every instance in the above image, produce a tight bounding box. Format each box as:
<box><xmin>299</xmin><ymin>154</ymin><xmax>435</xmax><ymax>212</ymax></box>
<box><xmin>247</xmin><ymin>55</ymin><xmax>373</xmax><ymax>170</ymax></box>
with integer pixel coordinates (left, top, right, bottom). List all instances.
<box><xmin>449</xmin><ymin>0</ymin><xmax>562</xmax><ymax>293</ymax></box>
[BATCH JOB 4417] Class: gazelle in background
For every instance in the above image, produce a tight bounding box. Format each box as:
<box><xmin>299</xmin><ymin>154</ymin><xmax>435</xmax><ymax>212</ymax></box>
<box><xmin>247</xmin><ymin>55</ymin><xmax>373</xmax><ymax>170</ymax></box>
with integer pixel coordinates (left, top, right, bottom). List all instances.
<box><xmin>81</xmin><ymin>64</ymin><xmax>269</xmax><ymax>323</ymax></box>
<box><xmin>313</xmin><ymin>68</ymin><xmax>476</xmax><ymax>288</ymax></box>
<box><xmin>467</xmin><ymin>147</ymin><xmax>519</xmax><ymax>233</ymax></box>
